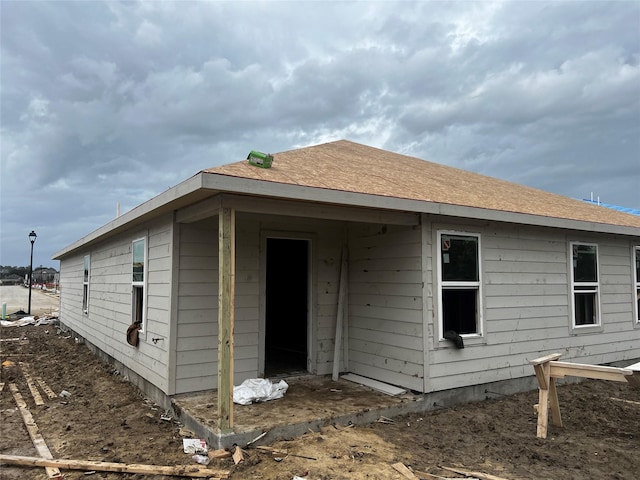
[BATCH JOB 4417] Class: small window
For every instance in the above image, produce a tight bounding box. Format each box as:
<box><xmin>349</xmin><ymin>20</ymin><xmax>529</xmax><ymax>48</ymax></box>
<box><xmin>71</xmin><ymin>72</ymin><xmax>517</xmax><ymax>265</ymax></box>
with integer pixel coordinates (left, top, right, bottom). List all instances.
<box><xmin>634</xmin><ymin>246</ymin><xmax>640</xmax><ymax>323</ymax></box>
<box><xmin>438</xmin><ymin>232</ymin><xmax>482</xmax><ymax>337</ymax></box>
<box><xmin>82</xmin><ymin>255</ymin><xmax>90</xmax><ymax>314</ymax></box>
<box><xmin>570</xmin><ymin>243</ymin><xmax>600</xmax><ymax>327</ymax></box>
<box><xmin>132</xmin><ymin>238</ymin><xmax>146</xmax><ymax>332</ymax></box>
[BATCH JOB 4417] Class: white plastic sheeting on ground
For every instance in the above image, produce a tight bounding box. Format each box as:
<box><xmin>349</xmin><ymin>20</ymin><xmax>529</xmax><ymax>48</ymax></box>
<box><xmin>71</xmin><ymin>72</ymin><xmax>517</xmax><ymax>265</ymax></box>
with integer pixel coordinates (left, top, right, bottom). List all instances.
<box><xmin>233</xmin><ymin>378</ymin><xmax>288</xmax><ymax>405</ymax></box>
<box><xmin>0</xmin><ymin>316</ymin><xmax>58</xmax><ymax>327</ymax></box>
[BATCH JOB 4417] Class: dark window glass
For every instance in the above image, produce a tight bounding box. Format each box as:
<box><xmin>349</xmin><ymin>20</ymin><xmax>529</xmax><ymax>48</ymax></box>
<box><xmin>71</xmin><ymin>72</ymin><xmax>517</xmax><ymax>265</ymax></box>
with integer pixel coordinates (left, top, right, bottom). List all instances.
<box><xmin>83</xmin><ymin>256</ymin><xmax>90</xmax><ymax>283</ymax></box>
<box><xmin>574</xmin><ymin>290</ymin><xmax>597</xmax><ymax>325</ymax></box>
<box><xmin>133</xmin><ymin>285</ymin><xmax>144</xmax><ymax>324</ymax></box>
<box><xmin>442</xmin><ymin>288</ymin><xmax>478</xmax><ymax>334</ymax></box>
<box><xmin>442</xmin><ymin>236</ymin><xmax>478</xmax><ymax>282</ymax></box>
<box><xmin>573</xmin><ymin>244</ymin><xmax>597</xmax><ymax>282</ymax></box>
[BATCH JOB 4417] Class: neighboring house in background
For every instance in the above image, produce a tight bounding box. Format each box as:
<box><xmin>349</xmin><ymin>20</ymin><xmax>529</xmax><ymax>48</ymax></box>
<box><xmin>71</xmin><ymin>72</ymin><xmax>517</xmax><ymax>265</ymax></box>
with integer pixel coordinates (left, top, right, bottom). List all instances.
<box><xmin>53</xmin><ymin>140</ymin><xmax>640</xmax><ymax>434</ymax></box>
<box><xmin>0</xmin><ymin>274</ymin><xmax>24</xmax><ymax>285</ymax></box>
<box><xmin>32</xmin><ymin>266</ymin><xmax>59</xmax><ymax>284</ymax></box>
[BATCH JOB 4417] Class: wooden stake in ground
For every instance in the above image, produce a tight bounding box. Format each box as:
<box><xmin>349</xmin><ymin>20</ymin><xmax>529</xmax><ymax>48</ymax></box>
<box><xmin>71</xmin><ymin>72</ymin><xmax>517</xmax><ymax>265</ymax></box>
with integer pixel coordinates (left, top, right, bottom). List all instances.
<box><xmin>0</xmin><ymin>454</ymin><xmax>230</xmax><ymax>479</ymax></box>
<box><xmin>9</xmin><ymin>384</ymin><xmax>61</xmax><ymax>479</ymax></box>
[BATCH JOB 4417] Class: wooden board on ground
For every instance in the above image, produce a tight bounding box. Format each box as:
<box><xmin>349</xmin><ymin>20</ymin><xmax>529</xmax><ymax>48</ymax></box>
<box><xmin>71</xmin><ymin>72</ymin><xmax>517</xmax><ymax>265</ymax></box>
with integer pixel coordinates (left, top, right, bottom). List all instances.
<box><xmin>341</xmin><ymin>373</ymin><xmax>406</xmax><ymax>396</ymax></box>
<box><xmin>0</xmin><ymin>454</ymin><xmax>230</xmax><ymax>479</ymax></box>
<box><xmin>441</xmin><ymin>465</ymin><xmax>512</xmax><ymax>480</ymax></box>
<box><xmin>391</xmin><ymin>462</ymin><xmax>419</xmax><ymax>479</ymax></box>
<box><xmin>35</xmin><ymin>377</ymin><xmax>57</xmax><ymax>400</ymax></box>
<box><xmin>9</xmin><ymin>384</ymin><xmax>61</xmax><ymax>479</ymax></box>
<box><xmin>20</xmin><ymin>363</ymin><xmax>45</xmax><ymax>406</ymax></box>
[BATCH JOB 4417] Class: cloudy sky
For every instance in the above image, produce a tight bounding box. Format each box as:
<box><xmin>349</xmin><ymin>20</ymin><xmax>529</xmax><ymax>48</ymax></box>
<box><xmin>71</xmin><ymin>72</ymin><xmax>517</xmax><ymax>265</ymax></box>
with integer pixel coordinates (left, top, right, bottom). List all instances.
<box><xmin>1</xmin><ymin>0</ymin><xmax>639</xmax><ymax>268</ymax></box>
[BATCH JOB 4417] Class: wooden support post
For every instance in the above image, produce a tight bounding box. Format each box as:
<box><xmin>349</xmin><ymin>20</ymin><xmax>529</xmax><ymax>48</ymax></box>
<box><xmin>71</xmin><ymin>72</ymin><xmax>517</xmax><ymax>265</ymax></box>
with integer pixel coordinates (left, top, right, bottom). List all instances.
<box><xmin>217</xmin><ymin>207</ymin><xmax>235</xmax><ymax>433</ymax></box>
<box><xmin>548</xmin><ymin>376</ymin><xmax>562</xmax><ymax>428</ymax></box>
<box><xmin>530</xmin><ymin>353</ymin><xmax>638</xmax><ymax>439</ymax></box>
<box><xmin>332</xmin><ymin>246</ymin><xmax>348</xmax><ymax>381</ymax></box>
<box><xmin>536</xmin><ymin>361</ymin><xmax>551</xmax><ymax>439</ymax></box>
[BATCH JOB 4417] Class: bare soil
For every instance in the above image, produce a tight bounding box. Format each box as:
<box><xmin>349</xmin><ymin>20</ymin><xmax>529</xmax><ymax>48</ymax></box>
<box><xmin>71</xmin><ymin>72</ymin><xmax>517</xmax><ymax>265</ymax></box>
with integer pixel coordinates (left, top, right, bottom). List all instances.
<box><xmin>1</xmin><ymin>324</ymin><xmax>639</xmax><ymax>480</ymax></box>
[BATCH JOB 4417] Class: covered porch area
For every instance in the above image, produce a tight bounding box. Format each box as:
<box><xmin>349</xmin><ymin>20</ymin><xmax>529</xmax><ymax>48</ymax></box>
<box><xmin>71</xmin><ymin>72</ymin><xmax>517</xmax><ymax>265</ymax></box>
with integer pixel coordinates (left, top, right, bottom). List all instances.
<box><xmin>171</xmin><ymin>375</ymin><xmax>424</xmax><ymax>449</ymax></box>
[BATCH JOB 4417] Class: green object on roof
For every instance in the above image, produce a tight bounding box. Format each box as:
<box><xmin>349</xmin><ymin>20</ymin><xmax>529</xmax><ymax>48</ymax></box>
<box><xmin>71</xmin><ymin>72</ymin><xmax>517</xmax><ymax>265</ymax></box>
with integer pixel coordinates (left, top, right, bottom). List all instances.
<box><xmin>247</xmin><ymin>150</ymin><xmax>273</xmax><ymax>168</ymax></box>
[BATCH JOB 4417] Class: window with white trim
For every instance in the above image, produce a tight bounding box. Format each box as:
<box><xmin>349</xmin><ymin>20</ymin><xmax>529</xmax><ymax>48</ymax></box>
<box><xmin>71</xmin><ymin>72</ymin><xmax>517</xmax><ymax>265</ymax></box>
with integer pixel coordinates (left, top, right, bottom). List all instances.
<box><xmin>438</xmin><ymin>232</ymin><xmax>482</xmax><ymax>337</ymax></box>
<box><xmin>82</xmin><ymin>255</ymin><xmax>90</xmax><ymax>315</ymax></box>
<box><xmin>570</xmin><ymin>242</ymin><xmax>600</xmax><ymax>327</ymax></box>
<box><xmin>132</xmin><ymin>238</ymin><xmax>147</xmax><ymax>332</ymax></box>
<box><xmin>634</xmin><ymin>246</ymin><xmax>640</xmax><ymax>323</ymax></box>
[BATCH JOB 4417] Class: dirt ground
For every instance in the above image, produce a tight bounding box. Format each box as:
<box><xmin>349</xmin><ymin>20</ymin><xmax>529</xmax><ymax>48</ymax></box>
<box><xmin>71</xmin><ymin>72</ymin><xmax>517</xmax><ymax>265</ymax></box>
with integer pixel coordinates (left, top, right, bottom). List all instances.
<box><xmin>1</xmin><ymin>324</ymin><xmax>639</xmax><ymax>480</ymax></box>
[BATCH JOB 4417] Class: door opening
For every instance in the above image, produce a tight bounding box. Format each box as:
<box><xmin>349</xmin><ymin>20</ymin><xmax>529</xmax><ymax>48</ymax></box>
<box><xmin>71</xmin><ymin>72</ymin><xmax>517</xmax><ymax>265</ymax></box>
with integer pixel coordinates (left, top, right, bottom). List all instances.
<box><xmin>265</xmin><ymin>238</ymin><xmax>309</xmax><ymax>377</ymax></box>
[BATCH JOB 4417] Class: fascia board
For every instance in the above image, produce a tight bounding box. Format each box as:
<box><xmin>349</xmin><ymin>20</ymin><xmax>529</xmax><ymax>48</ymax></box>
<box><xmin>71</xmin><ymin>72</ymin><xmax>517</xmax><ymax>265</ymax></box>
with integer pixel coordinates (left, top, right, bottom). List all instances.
<box><xmin>202</xmin><ymin>173</ymin><xmax>640</xmax><ymax>237</ymax></box>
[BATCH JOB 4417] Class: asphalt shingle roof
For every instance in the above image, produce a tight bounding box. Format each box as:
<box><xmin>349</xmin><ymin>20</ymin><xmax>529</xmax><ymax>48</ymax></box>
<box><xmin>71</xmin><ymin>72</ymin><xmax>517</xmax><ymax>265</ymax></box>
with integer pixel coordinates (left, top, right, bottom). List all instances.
<box><xmin>205</xmin><ymin>140</ymin><xmax>640</xmax><ymax>229</ymax></box>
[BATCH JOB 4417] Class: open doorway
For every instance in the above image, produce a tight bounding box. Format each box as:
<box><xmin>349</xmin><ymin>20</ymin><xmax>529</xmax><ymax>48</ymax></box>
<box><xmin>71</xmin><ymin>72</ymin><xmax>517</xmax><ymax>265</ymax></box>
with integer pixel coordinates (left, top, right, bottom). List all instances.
<box><xmin>265</xmin><ymin>238</ymin><xmax>309</xmax><ymax>377</ymax></box>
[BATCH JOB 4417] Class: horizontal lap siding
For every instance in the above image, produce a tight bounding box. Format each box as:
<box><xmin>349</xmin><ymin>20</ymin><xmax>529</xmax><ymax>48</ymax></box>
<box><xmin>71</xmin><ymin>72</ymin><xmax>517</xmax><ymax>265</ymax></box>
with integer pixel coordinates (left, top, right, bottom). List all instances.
<box><xmin>348</xmin><ymin>223</ymin><xmax>423</xmax><ymax>391</ymax></box>
<box><xmin>234</xmin><ymin>219</ymin><xmax>260</xmax><ymax>382</ymax></box>
<box><xmin>428</xmin><ymin>223</ymin><xmax>640</xmax><ymax>392</ymax></box>
<box><xmin>175</xmin><ymin>222</ymin><xmax>218</xmax><ymax>394</ymax></box>
<box><xmin>59</xmin><ymin>216</ymin><xmax>173</xmax><ymax>393</ymax></box>
<box><xmin>175</xmin><ymin>217</ymin><xmax>261</xmax><ymax>394</ymax></box>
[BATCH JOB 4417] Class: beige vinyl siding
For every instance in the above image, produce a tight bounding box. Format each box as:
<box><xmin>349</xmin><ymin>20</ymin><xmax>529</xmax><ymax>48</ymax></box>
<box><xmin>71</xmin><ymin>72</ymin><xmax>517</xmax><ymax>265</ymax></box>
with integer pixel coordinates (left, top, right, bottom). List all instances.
<box><xmin>348</xmin><ymin>223</ymin><xmax>424</xmax><ymax>391</ymax></box>
<box><xmin>427</xmin><ymin>222</ymin><xmax>640</xmax><ymax>392</ymax></box>
<box><xmin>58</xmin><ymin>215</ymin><xmax>173</xmax><ymax>393</ymax></box>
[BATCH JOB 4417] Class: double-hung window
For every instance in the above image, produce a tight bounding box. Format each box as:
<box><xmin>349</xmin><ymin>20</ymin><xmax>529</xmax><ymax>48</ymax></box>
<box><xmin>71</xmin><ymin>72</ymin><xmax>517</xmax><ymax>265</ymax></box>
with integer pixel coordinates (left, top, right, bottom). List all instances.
<box><xmin>570</xmin><ymin>242</ymin><xmax>600</xmax><ymax>327</ymax></box>
<box><xmin>132</xmin><ymin>238</ymin><xmax>147</xmax><ymax>331</ymax></box>
<box><xmin>82</xmin><ymin>255</ymin><xmax>90</xmax><ymax>315</ymax></box>
<box><xmin>634</xmin><ymin>246</ymin><xmax>640</xmax><ymax>324</ymax></box>
<box><xmin>438</xmin><ymin>232</ymin><xmax>482</xmax><ymax>337</ymax></box>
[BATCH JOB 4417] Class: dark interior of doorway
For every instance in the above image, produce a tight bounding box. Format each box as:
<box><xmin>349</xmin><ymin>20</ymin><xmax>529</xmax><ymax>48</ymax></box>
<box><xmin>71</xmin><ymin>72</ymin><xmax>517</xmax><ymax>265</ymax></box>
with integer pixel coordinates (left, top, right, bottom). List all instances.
<box><xmin>265</xmin><ymin>238</ymin><xmax>309</xmax><ymax>377</ymax></box>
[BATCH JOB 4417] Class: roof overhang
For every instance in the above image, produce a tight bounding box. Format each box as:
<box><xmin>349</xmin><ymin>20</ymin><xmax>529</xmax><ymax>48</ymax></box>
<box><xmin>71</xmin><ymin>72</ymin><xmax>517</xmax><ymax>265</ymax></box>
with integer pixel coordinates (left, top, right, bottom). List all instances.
<box><xmin>53</xmin><ymin>171</ymin><xmax>640</xmax><ymax>260</ymax></box>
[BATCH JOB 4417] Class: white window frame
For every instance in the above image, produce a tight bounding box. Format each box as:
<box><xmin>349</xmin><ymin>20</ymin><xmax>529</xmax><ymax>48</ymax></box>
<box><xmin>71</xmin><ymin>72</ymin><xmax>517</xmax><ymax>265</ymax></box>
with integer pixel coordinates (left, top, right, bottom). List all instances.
<box><xmin>436</xmin><ymin>230</ymin><xmax>483</xmax><ymax>340</ymax></box>
<box><xmin>569</xmin><ymin>241</ymin><xmax>601</xmax><ymax>329</ymax></box>
<box><xmin>82</xmin><ymin>255</ymin><xmax>90</xmax><ymax>315</ymax></box>
<box><xmin>634</xmin><ymin>246</ymin><xmax>640</xmax><ymax>325</ymax></box>
<box><xmin>132</xmin><ymin>237</ymin><xmax>147</xmax><ymax>333</ymax></box>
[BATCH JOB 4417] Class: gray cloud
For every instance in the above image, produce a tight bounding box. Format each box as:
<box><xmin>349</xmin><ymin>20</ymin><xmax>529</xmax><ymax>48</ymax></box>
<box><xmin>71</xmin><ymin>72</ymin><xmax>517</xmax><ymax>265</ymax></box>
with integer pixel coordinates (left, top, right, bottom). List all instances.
<box><xmin>1</xmin><ymin>0</ymin><xmax>638</xmax><ymax>267</ymax></box>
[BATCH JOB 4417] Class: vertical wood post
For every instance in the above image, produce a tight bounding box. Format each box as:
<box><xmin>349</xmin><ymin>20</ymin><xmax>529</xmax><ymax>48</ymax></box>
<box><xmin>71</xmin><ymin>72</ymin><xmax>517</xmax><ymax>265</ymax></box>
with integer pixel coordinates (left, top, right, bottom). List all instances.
<box><xmin>217</xmin><ymin>207</ymin><xmax>235</xmax><ymax>433</ymax></box>
<box><xmin>332</xmin><ymin>246</ymin><xmax>348</xmax><ymax>381</ymax></box>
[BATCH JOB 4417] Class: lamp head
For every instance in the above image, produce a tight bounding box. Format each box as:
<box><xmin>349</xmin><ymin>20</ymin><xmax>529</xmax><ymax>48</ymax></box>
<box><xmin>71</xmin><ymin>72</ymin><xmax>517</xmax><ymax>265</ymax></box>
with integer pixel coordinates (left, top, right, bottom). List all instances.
<box><xmin>29</xmin><ymin>230</ymin><xmax>37</xmax><ymax>244</ymax></box>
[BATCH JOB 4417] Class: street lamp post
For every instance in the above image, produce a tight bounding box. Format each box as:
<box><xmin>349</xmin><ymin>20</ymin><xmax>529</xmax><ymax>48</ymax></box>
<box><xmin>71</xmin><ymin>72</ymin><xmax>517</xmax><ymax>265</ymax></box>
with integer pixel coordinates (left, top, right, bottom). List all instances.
<box><xmin>28</xmin><ymin>230</ymin><xmax>37</xmax><ymax>315</ymax></box>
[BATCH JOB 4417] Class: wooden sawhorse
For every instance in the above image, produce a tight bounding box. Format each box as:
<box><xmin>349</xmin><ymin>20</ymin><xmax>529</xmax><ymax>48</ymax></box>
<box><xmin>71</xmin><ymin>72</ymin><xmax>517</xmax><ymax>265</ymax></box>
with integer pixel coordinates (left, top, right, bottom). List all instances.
<box><xmin>529</xmin><ymin>353</ymin><xmax>640</xmax><ymax>439</ymax></box>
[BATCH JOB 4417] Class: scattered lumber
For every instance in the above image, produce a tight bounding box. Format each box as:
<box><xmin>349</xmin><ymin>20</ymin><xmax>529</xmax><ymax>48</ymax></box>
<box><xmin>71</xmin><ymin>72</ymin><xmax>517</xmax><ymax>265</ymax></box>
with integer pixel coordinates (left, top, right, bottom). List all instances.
<box><xmin>391</xmin><ymin>462</ymin><xmax>419</xmax><ymax>479</ymax></box>
<box><xmin>35</xmin><ymin>376</ymin><xmax>58</xmax><ymax>400</ymax></box>
<box><xmin>207</xmin><ymin>449</ymin><xmax>232</xmax><ymax>460</ymax></box>
<box><xmin>0</xmin><ymin>454</ymin><xmax>230</xmax><ymax>478</ymax></box>
<box><xmin>530</xmin><ymin>353</ymin><xmax>640</xmax><ymax>438</ymax></box>
<box><xmin>10</xmin><ymin>384</ymin><xmax>61</xmax><ymax>479</ymax></box>
<box><xmin>255</xmin><ymin>445</ymin><xmax>317</xmax><ymax>460</ymax></box>
<box><xmin>441</xmin><ymin>465</ymin><xmax>511</xmax><ymax>480</ymax></box>
<box><xmin>609</xmin><ymin>397</ymin><xmax>640</xmax><ymax>406</ymax></box>
<box><xmin>412</xmin><ymin>470</ymin><xmax>453</xmax><ymax>480</ymax></box>
<box><xmin>20</xmin><ymin>363</ymin><xmax>45</xmax><ymax>406</ymax></box>
<box><xmin>232</xmin><ymin>446</ymin><xmax>244</xmax><ymax>465</ymax></box>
